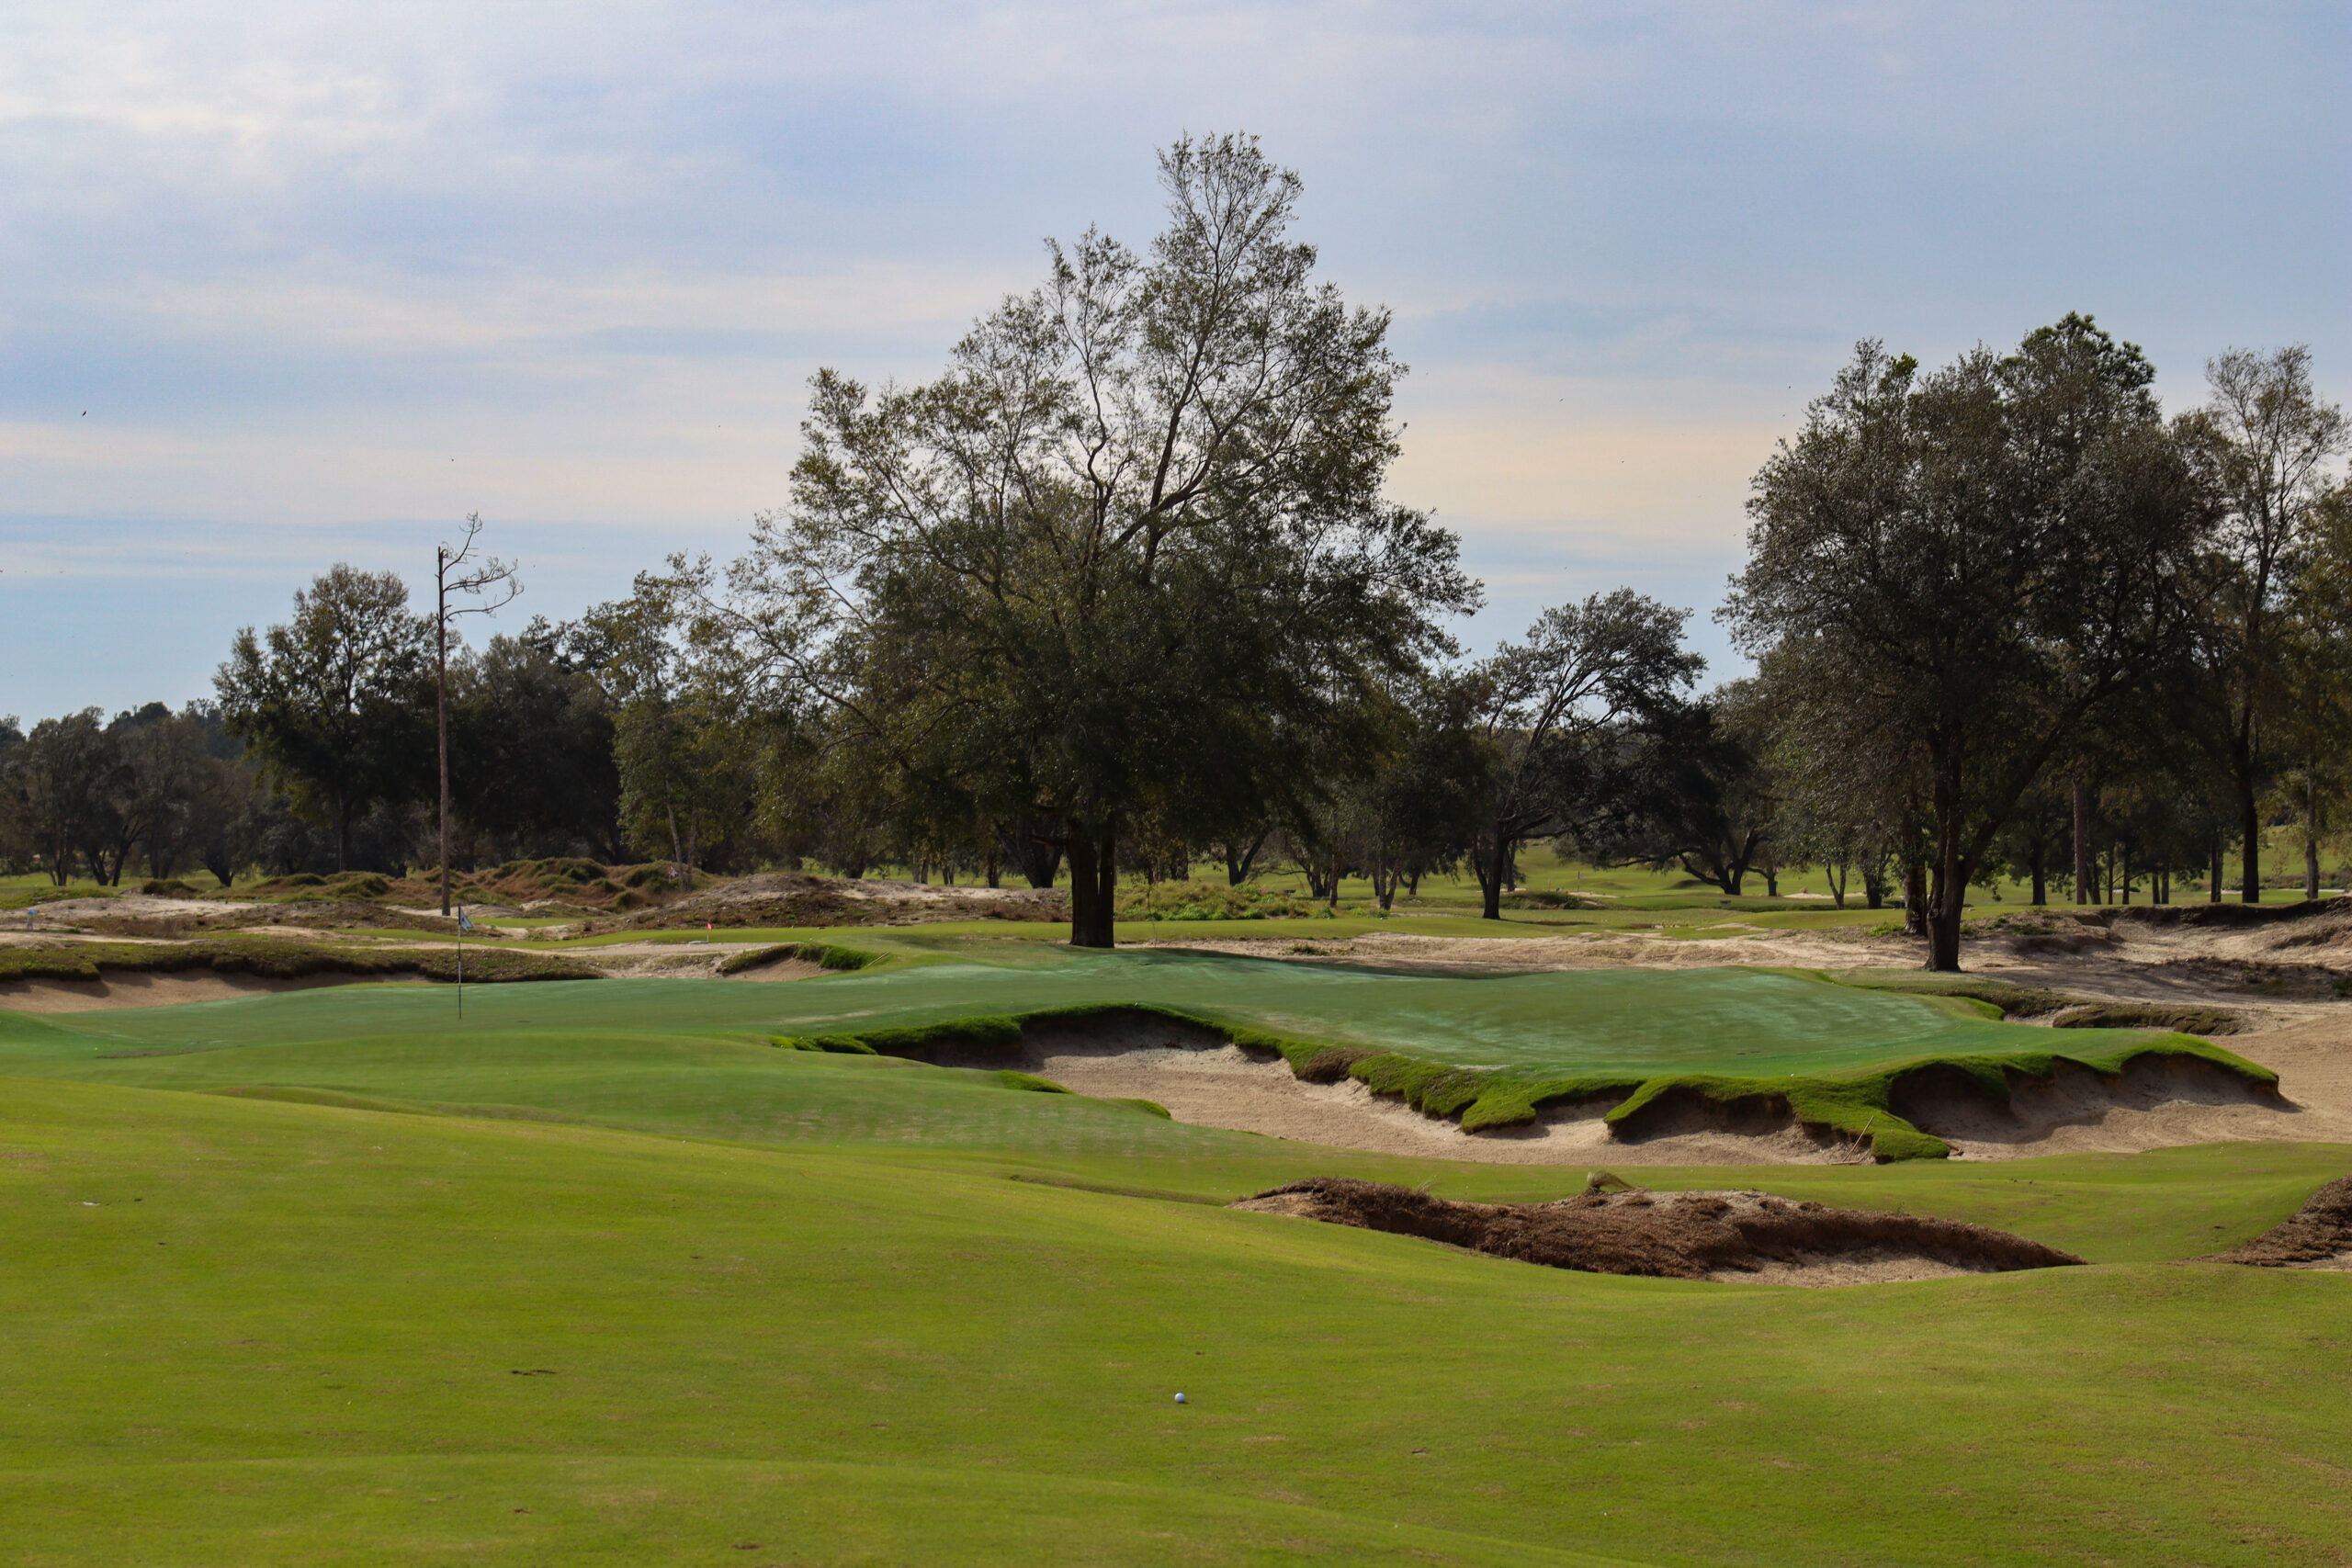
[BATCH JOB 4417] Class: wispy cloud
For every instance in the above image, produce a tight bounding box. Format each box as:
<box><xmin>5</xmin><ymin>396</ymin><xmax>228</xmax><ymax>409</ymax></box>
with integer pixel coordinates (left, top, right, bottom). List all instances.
<box><xmin>2</xmin><ymin>0</ymin><xmax>2345</xmax><ymax>715</ymax></box>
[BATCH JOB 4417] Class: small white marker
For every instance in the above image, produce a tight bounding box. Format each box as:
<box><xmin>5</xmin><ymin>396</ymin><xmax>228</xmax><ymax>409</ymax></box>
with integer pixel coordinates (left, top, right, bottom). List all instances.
<box><xmin>1173</xmin><ymin>1393</ymin><xmax>1186</xmax><ymax>1404</ymax></box>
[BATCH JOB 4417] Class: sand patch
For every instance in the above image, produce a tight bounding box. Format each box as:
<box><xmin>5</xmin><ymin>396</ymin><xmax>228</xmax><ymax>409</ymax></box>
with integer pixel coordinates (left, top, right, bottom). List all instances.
<box><xmin>725</xmin><ymin>957</ymin><xmax>825</xmax><ymax>983</ymax></box>
<box><xmin>0</xmin><ymin>971</ymin><xmax>416</xmax><ymax>1012</ymax></box>
<box><xmin>1233</xmin><ymin>1178</ymin><xmax>2082</xmax><ymax>1285</ymax></box>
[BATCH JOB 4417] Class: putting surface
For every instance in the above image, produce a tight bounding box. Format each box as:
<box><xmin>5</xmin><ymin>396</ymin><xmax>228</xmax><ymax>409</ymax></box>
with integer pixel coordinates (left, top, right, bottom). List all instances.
<box><xmin>5</xmin><ymin>1076</ymin><xmax>2350</xmax><ymax>1567</ymax></box>
<box><xmin>4</xmin><ymin>951</ymin><xmax>2037</xmax><ymax>1077</ymax></box>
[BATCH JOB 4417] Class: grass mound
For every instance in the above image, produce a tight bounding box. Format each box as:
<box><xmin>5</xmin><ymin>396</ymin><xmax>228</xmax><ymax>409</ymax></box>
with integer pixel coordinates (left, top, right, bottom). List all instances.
<box><xmin>1238</xmin><ymin>1177</ymin><xmax>2086</xmax><ymax>1280</ymax></box>
<box><xmin>0</xmin><ymin>939</ymin><xmax>599</xmax><ymax>986</ymax></box>
<box><xmin>1818</xmin><ymin>968</ymin><xmax>2092</xmax><ymax>1018</ymax></box>
<box><xmin>231</xmin><ymin>859</ymin><xmax>699</xmax><ymax>913</ymax></box>
<box><xmin>2054</xmin><ymin>1001</ymin><xmax>2244</xmax><ymax>1035</ymax></box>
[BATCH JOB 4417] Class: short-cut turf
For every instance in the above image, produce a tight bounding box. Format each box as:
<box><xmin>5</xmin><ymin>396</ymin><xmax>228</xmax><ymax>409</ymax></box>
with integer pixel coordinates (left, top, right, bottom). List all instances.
<box><xmin>8</xmin><ymin>952</ymin><xmax>2127</xmax><ymax>1077</ymax></box>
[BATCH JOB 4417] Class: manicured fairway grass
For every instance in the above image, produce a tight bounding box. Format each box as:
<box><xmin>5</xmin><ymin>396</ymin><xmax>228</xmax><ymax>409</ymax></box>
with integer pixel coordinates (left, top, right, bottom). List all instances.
<box><xmin>5</xmin><ymin>1076</ymin><xmax>2350</xmax><ymax>1567</ymax></box>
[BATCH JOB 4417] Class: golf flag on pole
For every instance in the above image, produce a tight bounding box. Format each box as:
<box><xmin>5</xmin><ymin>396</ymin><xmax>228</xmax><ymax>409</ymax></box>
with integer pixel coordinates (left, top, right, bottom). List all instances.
<box><xmin>457</xmin><ymin>908</ymin><xmax>475</xmax><ymax>934</ymax></box>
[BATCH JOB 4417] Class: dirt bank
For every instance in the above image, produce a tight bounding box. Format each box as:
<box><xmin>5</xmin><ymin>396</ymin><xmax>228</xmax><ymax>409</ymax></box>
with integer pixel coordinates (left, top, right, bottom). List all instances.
<box><xmin>2203</xmin><ymin>1175</ymin><xmax>2352</xmax><ymax>1269</ymax></box>
<box><xmin>1234</xmin><ymin>1177</ymin><xmax>2084</xmax><ymax>1285</ymax></box>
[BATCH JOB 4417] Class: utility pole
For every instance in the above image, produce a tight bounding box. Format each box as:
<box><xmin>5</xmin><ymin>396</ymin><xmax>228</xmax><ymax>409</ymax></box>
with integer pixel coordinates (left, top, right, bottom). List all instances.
<box><xmin>434</xmin><ymin>514</ymin><xmax>521</xmax><ymax>917</ymax></box>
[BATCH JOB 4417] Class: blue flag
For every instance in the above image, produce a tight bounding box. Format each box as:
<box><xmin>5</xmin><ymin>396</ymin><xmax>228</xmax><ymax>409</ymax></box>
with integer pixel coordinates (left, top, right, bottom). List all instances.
<box><xmin>457</xmin><ymin>908</ymin><xmax>475</xmax><ymax>934</ymax></box>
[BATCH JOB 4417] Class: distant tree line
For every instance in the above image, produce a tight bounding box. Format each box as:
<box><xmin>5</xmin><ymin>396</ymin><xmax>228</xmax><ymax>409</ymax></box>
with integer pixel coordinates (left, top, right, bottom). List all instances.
<box><xmin>6</xmin><ymin>138</ymin><xmax>2345</xmax><ymax>977</ymax></box>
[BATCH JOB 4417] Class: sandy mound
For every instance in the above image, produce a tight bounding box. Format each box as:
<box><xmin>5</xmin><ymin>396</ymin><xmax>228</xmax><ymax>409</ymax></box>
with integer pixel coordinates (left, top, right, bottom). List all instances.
<box><xmin>0</xmin><ymin>971</ymin><xmax>417</xmax><ymax>1012</ymax></box>
<box><xmin>2203</xmin><ymin>1176</ymin><xmax>2352</xmax><ymax>1270</ymax></box>
<box><xmin>1234</xmin><ymin>1177</ymin><xmax>2084</xmax><ymax>1285</ymax></box>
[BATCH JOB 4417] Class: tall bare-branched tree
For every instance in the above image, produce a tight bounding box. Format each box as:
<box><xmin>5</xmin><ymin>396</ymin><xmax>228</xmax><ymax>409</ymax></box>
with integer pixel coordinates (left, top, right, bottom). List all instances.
<box><xmin>430</xmin><ymin>515</ymin><xmax>520</xmax><ymax>914</ymax></box>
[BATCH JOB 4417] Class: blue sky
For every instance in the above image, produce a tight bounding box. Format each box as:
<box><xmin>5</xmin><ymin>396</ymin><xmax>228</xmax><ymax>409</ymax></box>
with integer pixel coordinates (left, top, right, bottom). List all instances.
<box><xmin>4</xmin><ymin>1</ymin><xmax>2346</xmax><ymax>720</ymax></box>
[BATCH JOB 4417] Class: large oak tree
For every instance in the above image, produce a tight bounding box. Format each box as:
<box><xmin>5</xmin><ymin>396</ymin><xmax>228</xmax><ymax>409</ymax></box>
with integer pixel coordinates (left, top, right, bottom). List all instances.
<box><xmin>705</xmin><ymin>135</ymin><xmax>1475</xmax><ymax>945</ymax></box>
<box><xmin>1727</xmin><ymin>318</ymin><xmax>2212</xmax><ymax>971</ymax></box>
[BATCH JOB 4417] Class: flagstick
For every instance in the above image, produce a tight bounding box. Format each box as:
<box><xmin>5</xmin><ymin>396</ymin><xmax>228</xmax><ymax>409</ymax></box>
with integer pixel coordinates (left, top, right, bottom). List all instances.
<box><xmin>456</xmin><ymin>905</ymin><xmax>464</xmax><ymax>1019</ymax></box>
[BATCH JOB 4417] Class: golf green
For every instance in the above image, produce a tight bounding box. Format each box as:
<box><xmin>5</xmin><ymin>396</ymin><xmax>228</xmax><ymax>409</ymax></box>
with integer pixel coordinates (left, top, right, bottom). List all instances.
<box><xmin>6</xmin><ymin>953</ymin><xmax>2036</xmax><ymax>1077</ymax></box>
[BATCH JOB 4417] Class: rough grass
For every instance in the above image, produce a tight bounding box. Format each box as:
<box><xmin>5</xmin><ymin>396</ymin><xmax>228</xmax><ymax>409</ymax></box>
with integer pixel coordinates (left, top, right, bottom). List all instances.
<box><xmin>0</xmin><ymin>939</ymin><xmax>599</xmax><ymax>985</ymax></box>
<box><xmin>1114</xmin><ymin>881</ymin><xmax>1329</xmax><ymax>920</ymax></box>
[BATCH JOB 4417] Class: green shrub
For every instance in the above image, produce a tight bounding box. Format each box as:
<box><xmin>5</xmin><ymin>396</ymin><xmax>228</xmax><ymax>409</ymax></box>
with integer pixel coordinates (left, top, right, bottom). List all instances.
<box><xmin>1114</xmin><ymin>882</ymin><xmax>1324</xmax><ymax>921</ymax></box>
<box><xmin>1496</xmin><ymin>889</ymin><xmax>1596</xmax><ymax>909</ymax></box>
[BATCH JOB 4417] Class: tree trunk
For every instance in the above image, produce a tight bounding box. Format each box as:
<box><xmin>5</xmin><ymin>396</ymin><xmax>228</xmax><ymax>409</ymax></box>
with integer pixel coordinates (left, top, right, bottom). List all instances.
<box><xmin>1904</xmin><ymin>858</ymin><xmax>1928</xmax><ymax>937</ymax></box>
<box><xmin>1001</xmin><ymin>816</ymin><xmax>1063</xmax><ymax>889</ymax></box>
<box><xmin>336</xmin><ymin>796</ymin><xmax>352</xmax><ymax>874</ymax></box>
<box><xmin>436</xmin><ymin>558</ymin><xmax>452</xmax><ymax>917</ymax></box>
<box><xmin>1223</xmin><ymin>832</ymin><xmax>1268</xmax><ymax>886</ymax></box>
<box><xmin>2305</xmin><ymin>776</ymin><xmax>2321</xmax><ymax>901</ymax></box>
<box><xmin>2240</xmin><ymin>776</ymin><xmax>2262</xmax><ymax>903</ymax></box>
<box><xmin>1474</xmin><ymin>829</ymin><xmax>1507</xmax><ymax>920</ymax></box>
<box><xmin>985</xmin><ymin>848</ymin><xmax>1001</xmax><ymax>889</ymax></box>
<box><xmin>1065</xmin><ymin>817</ymin><xmax>1118</xmax><ymax>949</ymax></box>
<box><xmin>2072</xmin><ymin>777</ymin><xmax>2091</xmax><ymax>906</ymax></box>
<box><xmin>2210</xmin><ymin>835</ymin><xmax>2224</xmax><ymax>903</ymax></box>
<box><xmin>1826</xmin><ymin>860</ymin><xmax>1848</xmax><ymax>909</ymax></box>
<box><xmin>2029</xmin><ymin>842</ymin><xmax>2046</xmax><ymax>908</ymax></box>
<box><xmin>1922</xmin><ymin>826</ymin><xmax>1962</xmax><ymax>971</ymax></box>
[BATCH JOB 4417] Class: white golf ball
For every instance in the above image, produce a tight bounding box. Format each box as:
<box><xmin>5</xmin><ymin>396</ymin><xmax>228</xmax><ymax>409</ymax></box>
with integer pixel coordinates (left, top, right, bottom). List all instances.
<box><xmin>1173</xmin><ymin>1393</ymin><xmax>1186</xmax><ymax>1404</ymax></box>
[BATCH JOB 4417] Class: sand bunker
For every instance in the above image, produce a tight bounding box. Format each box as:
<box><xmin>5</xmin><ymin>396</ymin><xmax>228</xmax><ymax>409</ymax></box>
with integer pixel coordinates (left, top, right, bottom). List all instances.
<box><xmin>898</xmin><ymin>1014</ymin><xmax>1835</xmax><ymax>1166</ymax></box>
<box><xmin>1234</xmin><ymin>1177</ymin><xmax>2084</xmax><ymax>1285</ymax></box>
<box><xmin>2203</xmin><ymin>1176</ymin><xmax>2352</xmax><ymax>1270</ymax></box>
<box><xmin>0</xmin><ymin>971</ymin><xmax>418</xmax><ymax>1013</ymax></box>
<box><xmin>886</xmin><ymin>1011</ymin><xmax>2330</xmax><ymax>1167</ymax></box>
